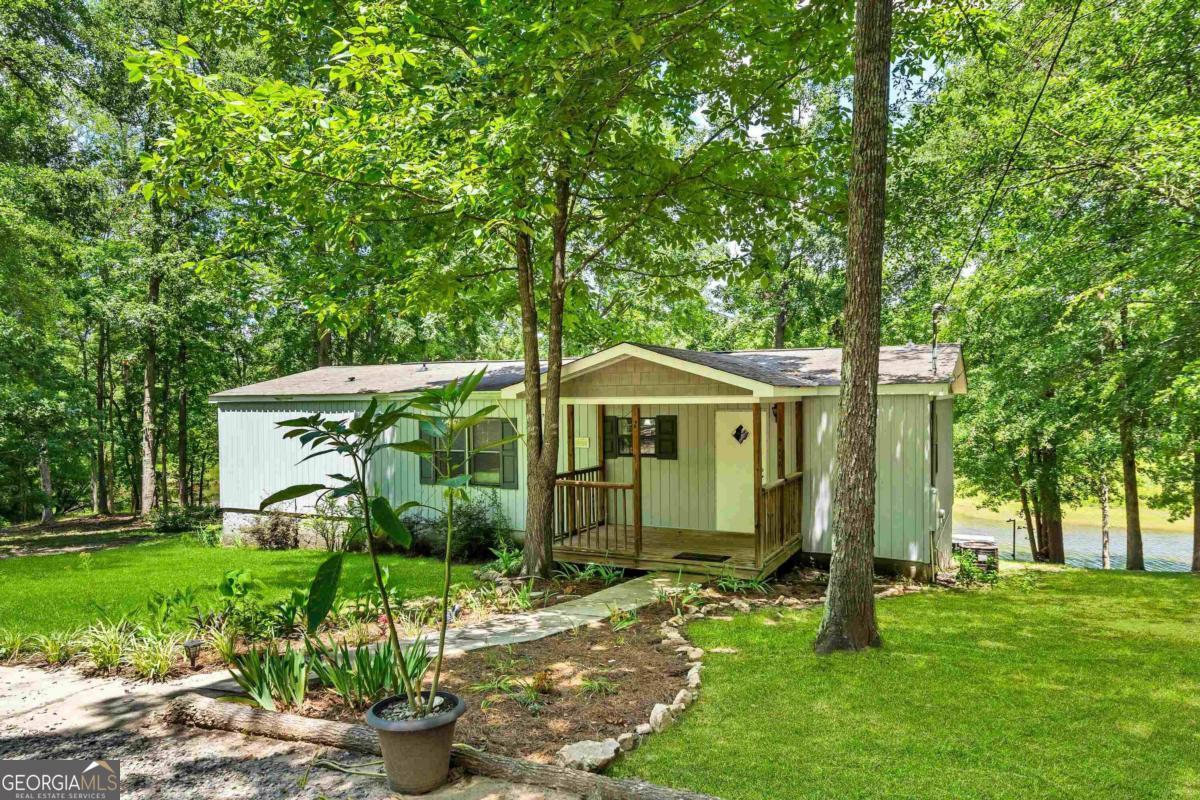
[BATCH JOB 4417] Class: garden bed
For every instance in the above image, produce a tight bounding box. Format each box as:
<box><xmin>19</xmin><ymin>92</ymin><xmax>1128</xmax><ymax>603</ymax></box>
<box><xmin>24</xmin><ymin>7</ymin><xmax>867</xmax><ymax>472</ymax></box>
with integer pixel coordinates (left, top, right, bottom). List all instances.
<box><xmin>297</xmin><ymin>575</ymin><xmax>831</xmax><ymax>762</ymax></box>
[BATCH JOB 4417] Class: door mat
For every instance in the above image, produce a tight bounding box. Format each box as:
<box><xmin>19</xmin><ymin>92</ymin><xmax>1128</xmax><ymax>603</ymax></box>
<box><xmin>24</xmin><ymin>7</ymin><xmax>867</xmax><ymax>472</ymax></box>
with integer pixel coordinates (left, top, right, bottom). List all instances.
<box><xmin>672</xmin><ymin>552</ymin><xmax>730</xmax><ymax>563</ymax></box>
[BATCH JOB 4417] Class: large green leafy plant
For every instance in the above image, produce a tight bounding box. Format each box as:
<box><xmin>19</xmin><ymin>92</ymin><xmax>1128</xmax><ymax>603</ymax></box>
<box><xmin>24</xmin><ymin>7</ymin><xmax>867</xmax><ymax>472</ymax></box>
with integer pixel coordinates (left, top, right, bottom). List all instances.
<box><xmin>260</xmin><ymin>370</ymin><xmax>515</xmax><ymax>716</ymax></box>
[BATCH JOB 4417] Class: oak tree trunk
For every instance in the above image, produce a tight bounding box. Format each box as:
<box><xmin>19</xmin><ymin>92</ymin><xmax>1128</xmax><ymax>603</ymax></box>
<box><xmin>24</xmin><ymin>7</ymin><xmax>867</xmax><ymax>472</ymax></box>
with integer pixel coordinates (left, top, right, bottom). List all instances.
<box><xmin>813</xmin><ymin>0</ymin><xmax>891</xmax><ymax>654</ymax></box>
<box><xmin>516</xmin><ymin>177</ymin><xmax>571</xmax><ymax>578</ymax></box>
<box><xmin>1037</xmin><ymin>446</ymin><xmax>1065</xmax><ymax>563</ymax></box>
<box><xmin>1119</xmin><ymin>413</ymin><xmax>1144</xmax><ymax>570</ymax></box>
<box><xmin>1013</xmin><ymin>464</ymin><xmax>1038</xmax><ymax>561</ymax></box>
<box><xmin>317</xmin><ymin>327</ymin><xmax>332</xmax><ymax>367</ymax></box>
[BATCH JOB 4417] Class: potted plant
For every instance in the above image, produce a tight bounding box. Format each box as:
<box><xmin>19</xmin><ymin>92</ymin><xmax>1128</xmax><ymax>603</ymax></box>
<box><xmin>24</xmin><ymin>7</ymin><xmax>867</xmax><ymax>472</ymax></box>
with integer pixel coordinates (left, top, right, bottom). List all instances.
<box><xmin>260</xmin><ymin>371</ymin><xmax>515</xmax><ymax>793</ymax></box>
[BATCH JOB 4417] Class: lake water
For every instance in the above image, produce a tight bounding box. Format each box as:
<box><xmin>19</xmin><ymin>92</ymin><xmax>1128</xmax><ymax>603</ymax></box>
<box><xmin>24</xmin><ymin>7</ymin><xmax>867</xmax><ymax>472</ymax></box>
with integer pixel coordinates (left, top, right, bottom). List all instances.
<box><xmin>956</xmin><ymin>514</ymin><xmax>1195</xmax><ymax>572</ymax></box>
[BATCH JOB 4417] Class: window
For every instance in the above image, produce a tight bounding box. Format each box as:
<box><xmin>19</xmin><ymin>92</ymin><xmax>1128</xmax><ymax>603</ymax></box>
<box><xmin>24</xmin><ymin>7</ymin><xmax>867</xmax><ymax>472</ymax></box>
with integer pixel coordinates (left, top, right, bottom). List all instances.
<box><xmin>603</xmin><ymin>415</ymin><xmax>677</xmax><ymax>460</ymax></box>
<box><xmin>420</xmin><ymin>418</ymin><xmax>518</xmax><ymax>488</ymax></box>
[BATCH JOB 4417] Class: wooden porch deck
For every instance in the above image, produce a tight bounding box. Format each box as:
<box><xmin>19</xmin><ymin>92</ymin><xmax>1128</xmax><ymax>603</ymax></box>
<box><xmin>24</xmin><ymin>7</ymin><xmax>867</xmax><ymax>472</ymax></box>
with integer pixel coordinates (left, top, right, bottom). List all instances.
<box><xmin>555</xmin><ymin>525</ymin><xmax>802</xmax><ymax>579</ymax></box>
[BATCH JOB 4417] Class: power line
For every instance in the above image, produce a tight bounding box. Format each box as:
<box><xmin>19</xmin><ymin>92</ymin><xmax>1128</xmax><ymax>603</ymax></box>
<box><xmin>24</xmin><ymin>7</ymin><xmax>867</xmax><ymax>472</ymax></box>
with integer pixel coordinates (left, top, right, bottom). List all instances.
<box><xmin>937</xmin><ymin>0</ymin><xmax>1085</xmax><ymax>311</ymax></box>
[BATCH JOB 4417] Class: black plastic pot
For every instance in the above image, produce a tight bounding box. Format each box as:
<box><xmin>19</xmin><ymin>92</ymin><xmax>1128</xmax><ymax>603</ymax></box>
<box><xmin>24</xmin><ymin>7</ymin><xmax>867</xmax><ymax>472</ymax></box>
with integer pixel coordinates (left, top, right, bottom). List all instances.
<box><xmin>365</xmin><ymin>692</ymin><xmax>467</xmax><ymax>794</ymax></box>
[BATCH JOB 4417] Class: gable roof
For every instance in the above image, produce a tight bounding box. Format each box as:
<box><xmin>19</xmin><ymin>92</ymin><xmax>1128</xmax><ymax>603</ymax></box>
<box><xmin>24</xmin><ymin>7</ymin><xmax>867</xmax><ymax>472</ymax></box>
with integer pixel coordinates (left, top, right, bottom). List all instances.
<box><xmin>635</xmin><ymin>342</ymin><xmax>963</xmax><ymax>388</ymax></box>
<box><xmin>211</xmin><ymin>343</ymin><xmax>964</xmax><ymax>401</ymax></box>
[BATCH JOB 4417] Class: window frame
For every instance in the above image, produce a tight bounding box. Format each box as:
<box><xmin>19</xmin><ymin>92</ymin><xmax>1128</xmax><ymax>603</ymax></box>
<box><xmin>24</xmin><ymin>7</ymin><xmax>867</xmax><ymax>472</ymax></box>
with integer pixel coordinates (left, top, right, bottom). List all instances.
<box><xmin>603</xmin><ymin>414</ymin><xmax>677</xmax><ymax>461</ymax></box>
<box><xmin>419</xmin><ymin>418</ymin><xmax>519</xmax><ymax>489</ymax></box>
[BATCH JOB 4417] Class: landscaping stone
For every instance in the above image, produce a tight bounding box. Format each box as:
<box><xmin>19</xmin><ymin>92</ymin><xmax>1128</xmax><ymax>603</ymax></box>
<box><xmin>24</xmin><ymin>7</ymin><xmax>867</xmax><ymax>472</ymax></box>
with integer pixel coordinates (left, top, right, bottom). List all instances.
<box><xmin>635</xmin><ymin>723</ymin><xmax>652</xmax><ymax>736</ymax></box>
<box><xmin>554</xmin><ymin>739</ymin><xmax>621</xmax><ymax>772</ymax></box>
<box><xmin>686</xmin><ymin>665</ymin><xmax>702</xmax><ymax>688</ymax></box>
<box><xmin>708</xmin><ymin>646</ymin><xmax>740</xmax><ymax>654</ymax></box>
<box><xmin>731</xmin><ymin>599</ymin><xmax>752</xmax><ymax>613</ymax></box>
<box><xmin>617</xmin><ymin>732</ymin><xmax>638</xmax><ymax>752</ymax></box>
<box><xmin>649</xmin><ymin>703</ymin><xmax>675</xmax><ymax>733</ymax></box>
<box><xmin>685</xmin><ymin>647</ymin><xmax>704</xmax><ymax>660</ymax></box>
<box><xmin>673</xmin><ymin>689</ymin><xmax>694</xmax><ymax>708</ymax></box>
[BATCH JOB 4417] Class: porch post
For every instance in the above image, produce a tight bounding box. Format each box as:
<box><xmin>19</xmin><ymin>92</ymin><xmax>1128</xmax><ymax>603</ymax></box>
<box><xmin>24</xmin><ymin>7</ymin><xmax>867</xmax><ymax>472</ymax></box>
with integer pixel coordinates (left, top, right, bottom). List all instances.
<box><xmin>566</xmin><ymin>404</ymin><xmax>576</xmax><ymax>533</ymax></box>
<box><xmin>753</xmin><ymin>403</ymin><xmax>763</xmax><ymax>568</ymax></box>
<box><xmin>795</xmin><ymin>400</ymin><xmax>804</xmax><ymax>473</ymax></box>
<box><xmin>597</xmin><ymin>403</ymin><xmax>606</xmax><ymax>526</ymax></box>
<box><xmin>631</xmin><ymin>403</ymin><xmax>643</xmax><ymax>557</ymax></box>
<box><xmin>774</xmin><ymin>401</ymin><xmax>786</xmax><ymax>480</ymax></box>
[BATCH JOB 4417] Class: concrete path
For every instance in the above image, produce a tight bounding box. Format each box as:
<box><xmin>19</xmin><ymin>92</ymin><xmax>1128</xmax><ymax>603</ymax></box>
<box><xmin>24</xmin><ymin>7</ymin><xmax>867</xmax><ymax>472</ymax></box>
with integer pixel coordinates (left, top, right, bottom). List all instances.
<box><xmin>0</xmin><ymin>574</ymin><xmax>675</xmax><ymax>798</ymax></box>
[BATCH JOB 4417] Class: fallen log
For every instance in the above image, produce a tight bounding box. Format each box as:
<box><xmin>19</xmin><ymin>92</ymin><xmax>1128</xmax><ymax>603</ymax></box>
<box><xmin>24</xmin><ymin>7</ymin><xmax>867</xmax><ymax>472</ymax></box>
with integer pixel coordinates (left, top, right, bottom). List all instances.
<box><xmin>164</xmin><ymin>694</ymin><xmax>719</xmax><ymax>800</ymax></box>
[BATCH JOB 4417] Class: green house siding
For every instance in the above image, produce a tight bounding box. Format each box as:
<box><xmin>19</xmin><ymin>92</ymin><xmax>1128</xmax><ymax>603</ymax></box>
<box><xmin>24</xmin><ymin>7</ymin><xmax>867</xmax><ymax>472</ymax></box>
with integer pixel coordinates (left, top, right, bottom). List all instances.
<box><xmin>801</xmin><ymin>395</ymin><xmax>944</xmax><ymax>565</ymax></box>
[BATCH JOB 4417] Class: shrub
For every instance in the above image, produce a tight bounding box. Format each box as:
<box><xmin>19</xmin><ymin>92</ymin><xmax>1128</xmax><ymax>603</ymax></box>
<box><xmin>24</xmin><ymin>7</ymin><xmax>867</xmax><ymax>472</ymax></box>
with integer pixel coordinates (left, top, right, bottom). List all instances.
<box><xmin>400</xmin><ymin>492</ymin><xmax>511</xmax><ymax>561</ymax></box>
<box><xmin>310</xmin><ymin>495</ymin><xmax>366</xmax><ymax>552</ymax></box>
<box><xmin>245</xmin><ymin>512</ymin><xmax>300</xmax><ymax>550</ymax></box>
<box><xmin>150</xmin><ymin>505</ymin><xmax>216</xmax><ymax>534</ymax></box>
<box><xmin>187</xmin><ymin>524</ymin><xmax>223</xmax><ymax>547</ymax></box>
<box><xmin>954</xmin><ymin>550</ymin><xmax>999</xmax><ymax>586</ymax></box>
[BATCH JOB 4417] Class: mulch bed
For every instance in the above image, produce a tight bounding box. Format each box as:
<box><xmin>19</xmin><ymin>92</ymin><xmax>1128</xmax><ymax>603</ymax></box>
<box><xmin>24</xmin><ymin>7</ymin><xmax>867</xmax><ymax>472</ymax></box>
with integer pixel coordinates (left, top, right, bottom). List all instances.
<box><xmin>299</xmin><ymin>574</ymin><xmax>836</xmax><ymax>762</ymax></box>
<box><xmin>303</xmin><ymin>603</ymin><xmax>688</xmax><ymax>762</ymax></box>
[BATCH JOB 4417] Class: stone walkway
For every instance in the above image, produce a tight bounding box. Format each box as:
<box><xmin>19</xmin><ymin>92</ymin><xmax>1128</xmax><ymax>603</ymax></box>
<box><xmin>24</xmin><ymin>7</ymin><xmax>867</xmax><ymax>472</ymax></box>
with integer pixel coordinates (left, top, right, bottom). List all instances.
<box><xmin>0</xmin><ymin>574</ymin><xmax>674</xmax><ymax>798</ymax></box>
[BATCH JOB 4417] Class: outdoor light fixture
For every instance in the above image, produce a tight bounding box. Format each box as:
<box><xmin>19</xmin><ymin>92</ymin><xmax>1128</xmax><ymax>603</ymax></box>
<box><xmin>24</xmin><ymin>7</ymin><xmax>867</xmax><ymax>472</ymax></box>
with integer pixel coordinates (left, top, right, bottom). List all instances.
<box><xmin>732</xmin><ymin>424</ymin><xmax>749</xmax><ymax>444</ymax></box>
<box><xmin>183</xmin><ymin>639</ymin><xmax>205</xmax><ymax>668</ymax></box>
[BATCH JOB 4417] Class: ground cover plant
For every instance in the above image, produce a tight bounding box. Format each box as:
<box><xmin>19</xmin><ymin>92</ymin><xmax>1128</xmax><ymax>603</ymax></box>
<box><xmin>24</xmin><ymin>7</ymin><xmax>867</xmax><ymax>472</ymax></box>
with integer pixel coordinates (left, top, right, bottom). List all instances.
<box><xmin>613</xmin><ymin>566</ymin><xmax>1200</xmax><ymax>800</ymax></box>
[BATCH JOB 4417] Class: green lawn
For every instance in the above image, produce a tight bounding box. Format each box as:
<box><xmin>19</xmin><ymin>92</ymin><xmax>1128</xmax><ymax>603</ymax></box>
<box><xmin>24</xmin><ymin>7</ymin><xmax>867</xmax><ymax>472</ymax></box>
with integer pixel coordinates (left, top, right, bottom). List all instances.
<box><xmin>0</xmin><ymin>538</ymin><xmax>475</xmax><ymax>635</ymax></box>
<box><xmin>614</xmin><ymin>567</ymin><xmax>1200</xmax><ymax>800</ymax></box>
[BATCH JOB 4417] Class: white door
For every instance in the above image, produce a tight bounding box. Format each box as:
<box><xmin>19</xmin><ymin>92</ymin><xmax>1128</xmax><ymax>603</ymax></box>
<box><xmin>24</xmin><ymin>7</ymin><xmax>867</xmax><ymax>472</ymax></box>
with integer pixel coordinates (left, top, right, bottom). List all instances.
<box><xmin>715</xmin><ymin>409</ymin><xmax>756</xmax><ymax>533</ymax></box>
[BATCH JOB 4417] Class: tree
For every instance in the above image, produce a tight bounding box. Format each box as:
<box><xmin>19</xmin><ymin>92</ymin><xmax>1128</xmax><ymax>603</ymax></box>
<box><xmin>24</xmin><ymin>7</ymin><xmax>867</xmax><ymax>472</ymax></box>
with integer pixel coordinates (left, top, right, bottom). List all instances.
<box><xmin>813</xmin><ymin>0</ymin><xmax>892</xmax><ymax>654</ymax></box>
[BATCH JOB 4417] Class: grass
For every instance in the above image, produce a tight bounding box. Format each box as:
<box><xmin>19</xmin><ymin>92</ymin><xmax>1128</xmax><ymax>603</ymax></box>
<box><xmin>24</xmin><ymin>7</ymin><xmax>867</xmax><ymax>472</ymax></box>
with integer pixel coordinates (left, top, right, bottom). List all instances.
<box><xmin>955</xmin><ymin>494</ymin><xmax>1194</xmax><ymax>533</ymax></box>
<box><xmin>614</xmin><ymin>566</ymin><xmax>1200</xmax><ymax>800</ymax></box>
<box><xmin>0</xmin><ymin>538</ymin><xmax>475</xmax><ymax>635</ymax></box>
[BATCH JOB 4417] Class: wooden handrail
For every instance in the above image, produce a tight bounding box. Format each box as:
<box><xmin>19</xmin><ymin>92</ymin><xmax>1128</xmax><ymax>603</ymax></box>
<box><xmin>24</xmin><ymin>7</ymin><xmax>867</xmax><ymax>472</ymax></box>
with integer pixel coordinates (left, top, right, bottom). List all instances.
<box><xmin>556</xmin><ymin>465</ymin><xmax>602</xmax><ymax>480</ymax></box>
<box><xmin>555</xmin><ymin>479</ymin><xmax>634</xmax><ymax>490</ymax></box>
<box><xmin>761</xmin><ymin>470</ymin><xmax>803</xmax><ymax>493</ymax></box>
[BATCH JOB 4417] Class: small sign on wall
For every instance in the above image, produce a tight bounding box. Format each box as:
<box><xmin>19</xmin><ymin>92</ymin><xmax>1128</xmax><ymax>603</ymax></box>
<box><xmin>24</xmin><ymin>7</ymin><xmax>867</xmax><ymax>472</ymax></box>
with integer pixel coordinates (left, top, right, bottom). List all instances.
<box><xmin>574</xmin><ymin>437</ymin><xmax>590</xmax><ymax>449</ymax></box>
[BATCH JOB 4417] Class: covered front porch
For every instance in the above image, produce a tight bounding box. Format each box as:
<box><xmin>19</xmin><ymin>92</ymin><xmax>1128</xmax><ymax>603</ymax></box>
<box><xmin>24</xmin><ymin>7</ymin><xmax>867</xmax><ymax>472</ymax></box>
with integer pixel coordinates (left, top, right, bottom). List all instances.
<box><xmin>551</xmin><ymin>400</ymin><xmax>805</xmax><ymax>579</ymax></box>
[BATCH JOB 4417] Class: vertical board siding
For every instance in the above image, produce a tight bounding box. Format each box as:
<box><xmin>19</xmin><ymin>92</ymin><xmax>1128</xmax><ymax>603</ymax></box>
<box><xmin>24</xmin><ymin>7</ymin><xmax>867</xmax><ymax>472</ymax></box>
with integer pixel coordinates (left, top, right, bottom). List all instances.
<box><xmin>801</xmin><ymin>395</ymin><xmax>937</xmax><ymax>563</ymax></box>
<box><xmin>217</xmin><ymin>401</ymin><xmax>366</xmax><ymax>512</ymax></box>
<box><xmin>373</xmin><ymin>398</ymin><xmax>529</xmax><ymax>532</ymax></box>
<box><xmin>935</xmin><ymin>398</ymin><xmax>955</xmax><ymax>564</ymax></box>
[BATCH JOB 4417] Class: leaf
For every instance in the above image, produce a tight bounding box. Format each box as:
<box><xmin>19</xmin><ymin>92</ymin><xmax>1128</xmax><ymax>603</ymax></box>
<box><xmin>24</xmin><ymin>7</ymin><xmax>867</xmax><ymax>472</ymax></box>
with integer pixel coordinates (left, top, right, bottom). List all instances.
<box><xmin>306</xmin><ymin>553</ymin><xmax>344</xmax><ymax>636</ymax></box>
<box><xmin>371</xmin><ymin>496</ymin><xmax>411</xmax><ymax>548</ymax></box>
<box><xmin>382</xmin><ymin>439</ymin><xmax>433</xmax><ymax>454</ymax></box>
<box><xmin>439</xmin><ymin>474</ymin><xmax>472</xmax><ymax>488</ymax></box>
<box><xmin>259</xmin><ymin>484</ymin><xmax>326</xmax><ymax>510</ymax></box>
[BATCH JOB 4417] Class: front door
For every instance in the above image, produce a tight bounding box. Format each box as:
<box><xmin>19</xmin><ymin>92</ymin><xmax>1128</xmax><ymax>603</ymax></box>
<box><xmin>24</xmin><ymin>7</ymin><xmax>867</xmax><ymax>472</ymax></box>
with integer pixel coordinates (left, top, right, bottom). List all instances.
<box><xmin>715</xmin><ymin>409</ymin><xmax>756</xmax><ymax>533</ymax></box>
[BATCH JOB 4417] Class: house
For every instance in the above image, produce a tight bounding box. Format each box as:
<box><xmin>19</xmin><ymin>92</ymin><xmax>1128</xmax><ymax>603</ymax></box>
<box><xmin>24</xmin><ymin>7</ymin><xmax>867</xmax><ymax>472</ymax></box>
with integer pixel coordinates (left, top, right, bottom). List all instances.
<box><xmin>211</xmin><ymin>342</ymin><xmax>966</xmax><ymax>579</ymax></box>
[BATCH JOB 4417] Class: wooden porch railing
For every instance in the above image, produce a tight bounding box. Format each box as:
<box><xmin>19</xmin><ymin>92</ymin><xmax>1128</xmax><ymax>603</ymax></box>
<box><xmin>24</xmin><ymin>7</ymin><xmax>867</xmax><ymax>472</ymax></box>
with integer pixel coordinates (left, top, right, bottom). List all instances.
<box><xmin>553</xmin><ymin>466</ymin><xmax>639</xmax><ymax>556</ymax></box>
<box><xmin>758</xmin><ymin>471</ymin><xmax>803</xmax><ymax>566</ymax></box>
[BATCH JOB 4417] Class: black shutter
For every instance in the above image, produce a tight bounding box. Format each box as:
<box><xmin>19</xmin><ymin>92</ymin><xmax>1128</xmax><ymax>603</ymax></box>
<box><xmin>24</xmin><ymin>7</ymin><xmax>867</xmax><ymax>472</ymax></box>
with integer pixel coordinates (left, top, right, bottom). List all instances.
<box><xmin>603</xmin><ymin>416</ymin><xmax>618</xmax><ymax>461</ymax></box>
<box><xmin>500</xmin><ymin>419</ymin><xmax>519</xmax><ymax>489</ymax></box>
<box><xmin>656</xmin><ymin>415</ymin><xmax>678</xmax><ymax>460</ymax></box>
<box><xmin>419</xmin><ymin>425</ymin><xmax>434</xmax><ymax>484</ymax></box>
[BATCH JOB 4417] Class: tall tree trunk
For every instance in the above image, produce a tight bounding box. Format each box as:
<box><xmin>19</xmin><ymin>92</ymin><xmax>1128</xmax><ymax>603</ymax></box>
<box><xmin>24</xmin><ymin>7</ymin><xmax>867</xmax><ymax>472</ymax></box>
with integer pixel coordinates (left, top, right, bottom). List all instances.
<box><xmin>38</xmin><ymin>439</ymin><xmax>54</xmax><ymax>525</ymax></box>
<box><xmin>1119</xmin><ymin>413</ymin><xmax>1143</xmax><ymax>570</ymax></box>
<box><xmin>813</xmin><ymin>0</ymin><xmax>891</xmax><ymax>655</ymax></box>
<box><xmin>317</xmin><ymin>327</ymin><xmax>332</xmax><ymax>367</ymax></box>
<box><xmin>177</xmin><ymin>342</ymin><xmax>188</xmax><ymax>507</ymax></box>
<box><xmin>1013</xmin><ymin>463</ymin><xmax>1037</xmax><ymax>560</ymax></box>
<box><xmin>1191</xmin><ymin>438</ymin><xmax>1199</xmax><ymax>573</ymax></box>
<box><xmin>772</xmin><ymin>277</ymin><xmax>790</xmax><ymax>348</ymax></box>
<box><xmin>518</xmin><ymin>175</ymin><xmax>570</xmax><ymax>578</ymax></box>
<box><xmin>95</xmin><ymin>324</ymin><xmax>110</xmax><ymax>514</ymax></box>
<box><xmin>198</xmin><ymin>449</ymin><xmax>207</xmax><ymax>506</ymax></box>
<box><xmin>1037</xmin><ymin>446</ymin><xmax>1065</xmax><ymax>563</ymax></box>
<box><xmin>1117</xmin><ymin>303</ymin><xmax>1143</xmax><ymax>570</ymax></box>
<box><xmin>1100</xmin><ymin>472</ymin><xmax>1111</xmax><ymax>570</ymax></box>
<box><xmin>159</xmin><ymin>355</ymin><xmax>171</xmax><ymax>511</ymax></box>
<box><xmin>140</xmin><ymin>271</ymin><xmax>161</xmax><ymax>516</ymax></box>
